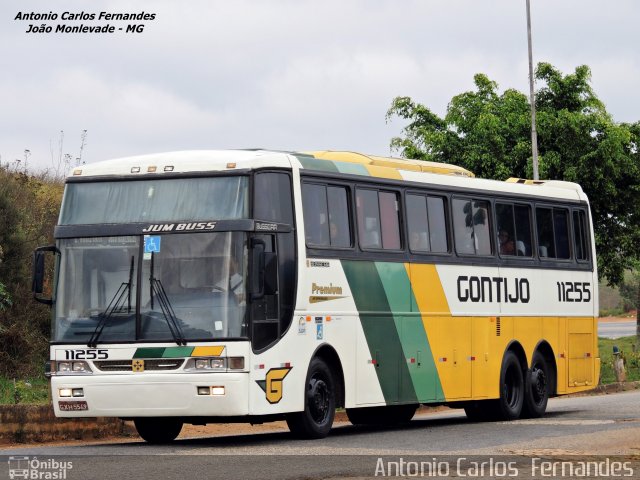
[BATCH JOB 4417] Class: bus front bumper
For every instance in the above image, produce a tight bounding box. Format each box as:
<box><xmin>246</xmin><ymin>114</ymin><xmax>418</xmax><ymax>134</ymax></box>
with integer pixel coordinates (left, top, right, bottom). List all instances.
<box><xmin>51</xmin><ymin>372</ymin><xmax>249</xmax><ymax>418</ymax></box>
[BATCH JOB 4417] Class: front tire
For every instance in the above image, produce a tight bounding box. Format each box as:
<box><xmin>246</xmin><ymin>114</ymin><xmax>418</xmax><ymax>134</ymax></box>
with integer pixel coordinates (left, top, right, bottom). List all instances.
<box><xmin>134</xmin><ymin>418</ymin><xmax>183</xmax><ymax>444</ymax></box>
<box><xmin>286</xmin><ymin>357</ymin><xmax>335</xmax><ymax>439</ymax></box>
<box><xmin>522</xmin><ymin>351</ymin><xmax>549</xmax><ymax>418</ymax></box>
<box><xmin>495</xmin><ymin>350</ymin><xmax>524</xmax><ymax>420</ymax></box>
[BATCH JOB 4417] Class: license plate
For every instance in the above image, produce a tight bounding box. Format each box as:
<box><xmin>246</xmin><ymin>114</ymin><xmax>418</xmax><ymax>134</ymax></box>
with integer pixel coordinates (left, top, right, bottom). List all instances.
<box><xmin>58</xmin><ymin>400</ymin><xmax>88</xmax><ymax>411</ymax></box>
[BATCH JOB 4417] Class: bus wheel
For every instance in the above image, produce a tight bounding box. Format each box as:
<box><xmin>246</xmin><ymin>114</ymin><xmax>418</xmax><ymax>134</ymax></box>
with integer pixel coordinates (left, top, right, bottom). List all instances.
<box><xmin>522</xmin><ymin>351</ymin><xmax>549</xmax><ymax>418</ymax></box>
<box><xmin>347</xmin><ymin>405</ymin><xmax>417</xmax><ymax>425</ymax></box>
<box><xmin>134</xmin><ymin>418</ymin><xmax>183</xmax><ymax>444</ymax></box>
<box><xmin>286</xmin><ymin>357</ymin><xmax>335</xmax><ymax>439</ymax></box>
<box><xmin>496</xmin><ymin>350</ymin><xmax>524</xmax><ymax>420</ymax></box>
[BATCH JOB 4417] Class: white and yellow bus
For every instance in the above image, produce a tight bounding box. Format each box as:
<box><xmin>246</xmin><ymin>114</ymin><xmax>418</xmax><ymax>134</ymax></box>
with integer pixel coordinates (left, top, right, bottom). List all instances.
<box><xmin>33</xmin><ymin>150</ymin><xmax>599</xmax><ymax>442</ymax></box>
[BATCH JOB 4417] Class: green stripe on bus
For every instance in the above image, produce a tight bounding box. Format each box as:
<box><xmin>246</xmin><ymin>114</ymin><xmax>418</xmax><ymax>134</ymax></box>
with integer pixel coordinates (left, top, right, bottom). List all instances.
<box><xmin>161</xmin><ymin>346</ymin><xmax>194</xmax><ymax>358</ymax></box>
<box><xmin>297</xmin><ymin>156</ymin><xmax>339</xmax><ymax>173</ymax></box>
<box><xmin>375</xmin><ymin>262</ymin><xmax>444</xmax><ymax>402</ymax></box>
<box><xmin>341</xmin><ymin>260</ymin><xmax>417</xmax><ymax>404</ymax></box>
<box><xmin>133</xmin><ymin>347</ymin><xmax>166</xmax><ymax>358</ymax></box>
<box><xmin>334</xmin><ymin>161</ymin><xmax>370</xmax><ymax>176</ymax></box>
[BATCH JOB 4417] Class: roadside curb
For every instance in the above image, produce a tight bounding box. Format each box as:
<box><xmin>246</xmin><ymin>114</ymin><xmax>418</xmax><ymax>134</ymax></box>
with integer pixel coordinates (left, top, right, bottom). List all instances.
<box><xmin>0</xmin><ymin>405</ymin><xmax>133</xmax><ymax>444</ymax></box>
<box><xmin>2</xmin><ymin>385</ymin><xmax>637</xmax><ymax>444</ymax></box>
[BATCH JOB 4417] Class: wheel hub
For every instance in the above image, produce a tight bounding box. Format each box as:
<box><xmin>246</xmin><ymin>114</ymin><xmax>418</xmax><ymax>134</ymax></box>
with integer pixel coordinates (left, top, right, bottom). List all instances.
<box><xmin>308</xmin><ymin>377</ymin><xmax>329</xmax><ymax>423</ymax></box>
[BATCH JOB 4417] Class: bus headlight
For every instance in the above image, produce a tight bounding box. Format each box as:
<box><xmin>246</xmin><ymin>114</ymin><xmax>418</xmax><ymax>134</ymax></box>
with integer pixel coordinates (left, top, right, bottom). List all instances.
<box><xmin>185</xmin><ymin>357</ymin><xmax>228</xmax><ymax>371</ymax></box>
<box><xmin>56</xmin><ymin>361</ymin><xmax>92</xmax><ymax>375</ymax></box>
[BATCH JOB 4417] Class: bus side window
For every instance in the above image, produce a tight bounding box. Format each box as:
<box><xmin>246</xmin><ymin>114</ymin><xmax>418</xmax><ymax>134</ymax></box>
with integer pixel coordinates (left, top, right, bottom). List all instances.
<box><xmin>327</xmin><ymin>186</ymin><xmax>351</xmax><ymax>248</ymax></box>
<box><xmin>453</xmin><ymin>198</ymin><xmax>492</xmax><ymax>255</ymax></box>
<box><xmin>356</xmin><ymin>189</ymin><xmax>382</xmax><ymax>249</ymax></box>
<box><xmin>302</xmin><ymin>183</ymin><xmax>329</xmax><ymax>246</ymax></box>
<box><xmin>427</xmin><ymin>196</ymin><xmax>448</xmax><ymax>253</ymax></box>
<box><xmin>356</xmin><ymin>188</ymin><xmax>401</xmax><ymax>250</ymax></box>
<box><xmin>406</xmin><ymin>193</ymin><xmax>448</xmax><ymax>253</ymax></box>
<box><xmin>554</xmin><ymin>208</ymin><xmax>571</xmax><ymax>259</ymax></box>
<box><xmin>536</xmin><ymin>207</ymin><xmax>556</xmax><ymax>258</ymax></box>
<box><xmin>253</xmin><ymin>172</ymin><xmax>295</xmax><ymax>351</ymax></box>
<box><xmin>573</xmin><ymin>210</ymin><xmax>589</xmax><ymax>261</ymax></box>
<box><xmin>407</xmin><ymin>194</ymin><xmax>431</xmax><ymax>252</ymax></box>
<box><xmin>496</xmin><ymin>202</ymin><xmax>532</xmax><ymax>257</ymax></box>
<box><xmin>514</xmin><ymin>204</ymin><xmax>533</xmax><ymax>257</ymax></box>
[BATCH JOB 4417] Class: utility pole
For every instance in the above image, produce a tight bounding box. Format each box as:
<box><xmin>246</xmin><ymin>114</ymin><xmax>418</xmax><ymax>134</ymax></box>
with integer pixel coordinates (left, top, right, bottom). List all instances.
<box><xmin>526</xmin><ymin>0</ymin><xmax>540</xmax><ymax>180</ymax></box>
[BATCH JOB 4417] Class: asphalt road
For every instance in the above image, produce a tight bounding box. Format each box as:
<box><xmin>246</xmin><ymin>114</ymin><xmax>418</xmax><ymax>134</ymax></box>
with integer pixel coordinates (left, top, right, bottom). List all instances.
<box><xmin>598</xmin><ymin>320</ymin><xmax>638</xmax><ymax>339</ymax></box>
<box><xmin>2</xmin><ymin>390</ymin><xmax>639</xmax><ymax>479</ymax></box>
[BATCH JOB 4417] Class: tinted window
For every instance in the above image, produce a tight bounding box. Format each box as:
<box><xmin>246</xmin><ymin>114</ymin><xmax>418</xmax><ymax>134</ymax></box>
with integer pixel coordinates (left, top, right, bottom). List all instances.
<box><xmin>514</xmin><ymin>205</ymin><xmax>533</xmax><ymax>257</ymax></box>
<box><xmin>379</xmin><ymin>191</ymin><xmax>401</xmax><ymax>249</ymax></box>
<box><xmin>356</xmin><ymin>189</ymin><xmax>401</xmax><ymax>250</ymax></box>
<box><xmin>496</xmin><ymin>203</ymin><xmax>516</xmax><ymax>256</ymax></box>
<box><xmin>302</xmin><ymin>183</ymin><xmax>329</xmax><ymax>246</ymax></box>
<box><xmin>356</xmin><ymin>189</ymin><xmax>381</xmax><ymax>249</ymax></box>
<box><xmin>406</xmin><ymin>194</ymin><xmax>448</xmax><ymax>253</ymax></box>
<box><xmin>302</xmin><ymin>183</ymin><xmax>352</xmax><ymax>248</ymax></box>
<box><xmin>427</xmin><ymin>196</ymin><xmax>448</xmax><ymax>253</ymax></box>
<box><xmin>453</xmin><ymin>198</ymin><xmax>492</xmax><ymax>255</ymax></box>
<box><xmin>536</xmin><ymin>207</ymin><xmax>556</xmax><ymax>258</ymax></box>
<box><xmin>554</xmin><ymin>209</ymin><xmax>571</xmax><ymax>259</ymax></box>
<box><xmin>407</xmin><ymin>194</ymin><xmax>430</xmax><ymax>252</ymax></box>
<box><xmin>573</xmin><ymin>210</ymin><xmax>589</xmax><ymax>261</ymax></box>
<box><xmin>496</xmin><ymin>202</ymin><xmax>532</xmax><ymax>257</ymax></box>
<box><xmin>327</xmin><ymin>186</ymin><xmax>351</xmax><ymax>248</ymax></box>
<box><xmin>254</xmin><ymin>173</ymin><xmax>293</xmax><ymax>224</ymax></box>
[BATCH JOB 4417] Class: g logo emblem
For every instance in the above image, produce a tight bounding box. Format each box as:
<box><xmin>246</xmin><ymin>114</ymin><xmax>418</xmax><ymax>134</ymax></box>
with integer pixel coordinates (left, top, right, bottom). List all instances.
<box><xmin>256</xmin><ymin>367</ymin><xmax>292</xmax><ymax>404</ymax></box>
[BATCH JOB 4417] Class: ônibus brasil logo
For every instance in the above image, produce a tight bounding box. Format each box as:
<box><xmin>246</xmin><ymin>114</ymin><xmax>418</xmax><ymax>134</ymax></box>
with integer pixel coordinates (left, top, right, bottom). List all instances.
<box><xmin>8</xmin><ymin>457</ymin><xmax>72</xmax><ymax>480</ymax></box>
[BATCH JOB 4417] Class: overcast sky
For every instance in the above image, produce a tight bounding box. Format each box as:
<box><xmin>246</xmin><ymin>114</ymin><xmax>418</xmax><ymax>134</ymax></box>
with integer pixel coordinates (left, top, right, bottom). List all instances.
<box><xmin>1</xmin><ymin>0</ymin><xmax>638</xmax><ymax>172</ymax></box>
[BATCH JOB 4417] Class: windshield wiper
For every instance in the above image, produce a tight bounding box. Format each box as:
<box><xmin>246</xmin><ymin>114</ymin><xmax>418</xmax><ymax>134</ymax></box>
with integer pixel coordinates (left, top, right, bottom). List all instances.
<box><xmin>149</xmin><ymin>252</ymin><xmax>186</xmax><ymax>346</ymax></box>
<box><xmin>87</xmin><ymin>256</ymin><xmax>134</xmax><ymax>348</ymax></box>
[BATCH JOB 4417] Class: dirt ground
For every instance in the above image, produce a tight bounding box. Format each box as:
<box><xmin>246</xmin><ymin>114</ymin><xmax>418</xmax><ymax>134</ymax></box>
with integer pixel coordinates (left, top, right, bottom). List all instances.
<box><xmin>598</xmin><ymin>314</ymin><xmax>637</xmax><ymax>323</ymax></box>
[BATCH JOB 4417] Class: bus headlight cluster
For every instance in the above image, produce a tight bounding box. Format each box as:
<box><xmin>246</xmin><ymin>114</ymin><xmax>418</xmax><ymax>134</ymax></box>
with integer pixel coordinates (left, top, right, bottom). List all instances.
<box><xmin>56</xmin><ymin>361</ymin><xmax>92</xmax><ymax>374</ymax></box>
<box><xmin>186</xmin><ymin>357</ymin><xmax>245</xmax><ymax>372</ymax></box>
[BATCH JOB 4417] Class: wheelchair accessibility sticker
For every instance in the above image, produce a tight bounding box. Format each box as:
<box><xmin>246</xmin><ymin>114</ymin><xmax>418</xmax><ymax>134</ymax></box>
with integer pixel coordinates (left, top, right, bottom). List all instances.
<box><xmin>316</xmin><ymin>324</ymin><xmax>323</xmax><ymax>340</ymax></box>
<box><xmin>144</xmin><ymin>235</ymin><xmax>161</xmax><ymax>254</ymax></box>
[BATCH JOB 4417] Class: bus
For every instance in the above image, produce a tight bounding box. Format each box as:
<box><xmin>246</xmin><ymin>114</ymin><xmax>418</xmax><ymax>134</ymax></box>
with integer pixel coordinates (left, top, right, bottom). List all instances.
<box><xmin>33</xmin><ymin>149</ymin><xmax>599</xmax><ymax>443</ymax></box>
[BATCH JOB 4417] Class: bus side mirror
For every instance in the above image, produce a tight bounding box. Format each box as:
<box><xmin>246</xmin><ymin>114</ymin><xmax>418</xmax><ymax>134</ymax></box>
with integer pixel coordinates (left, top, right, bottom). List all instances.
<box><xmin>32</xmin><ymin>245</ymin><xmax>57</xmax><ymax>305</ymax></box>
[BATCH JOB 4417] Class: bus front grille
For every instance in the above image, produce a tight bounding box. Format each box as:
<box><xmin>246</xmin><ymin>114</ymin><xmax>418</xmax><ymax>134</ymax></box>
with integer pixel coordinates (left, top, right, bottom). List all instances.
<box><xmin>93</xmin><ymin>359</ymin><xmax>185</xmax><ymax>371</ymax></box>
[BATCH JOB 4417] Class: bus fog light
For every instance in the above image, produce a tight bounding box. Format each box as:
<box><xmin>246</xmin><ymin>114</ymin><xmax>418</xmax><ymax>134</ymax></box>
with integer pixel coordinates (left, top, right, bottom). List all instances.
<box><xmin>228</xmin><ymin>357</ymin><xmax>245</xmax><ymax>370</ymax></box>
<box><xmin>211</xmin><ymin>386</ymin><xmax>225</xmax><ymax>396</ymax></box>
<box><xmin>72</xmin><ymin>388</ymin><xmax>84</xmax><ymax>397</ymax></box>
<box><xmin>195</xmin><ymin>359</ymin><xmax>209</xmax><ymax>370</ymax></box>
<box><xmin>197</xmin><ymin>386</ymin><xmax>211</xmax><ymax>395</ymax></box>
<box><xmin>59</xmin><ymin>388</ymin><xmax>72</xmax><ymax>397</ymax></box>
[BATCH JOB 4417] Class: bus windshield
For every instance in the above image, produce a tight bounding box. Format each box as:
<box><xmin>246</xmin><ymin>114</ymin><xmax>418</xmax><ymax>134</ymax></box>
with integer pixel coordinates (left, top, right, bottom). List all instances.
<box><xmin>59</xmin><ymin>176</ymin><xmax>248</xmax><ymax>225</ymax></box>
<box><xmin>53</xmin><ymin>232</ymin><xmax>248</xmax><ymax>343</ymax></box>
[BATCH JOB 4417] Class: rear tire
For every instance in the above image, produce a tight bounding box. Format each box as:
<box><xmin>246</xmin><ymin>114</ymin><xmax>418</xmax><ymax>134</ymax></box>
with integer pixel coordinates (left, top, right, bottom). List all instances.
<box><xmin>134</xmin><ymin>418</ymin><xmax>183</xmax><ymax>444</ymax></box>
<box><xmin>495</xmin><ymin>350</ymin><xmax>524</xmax><ymax>420</ymax></box>
<box><xmin>522</xmin><ymin>351</ymin><xmax>549</xmax><ymax>418</ymax></box>
<box><xmin>347</xmin><ymin>404</ymin><xmax>418</xmax><ymax>426</ymax></box>
<box><xmin>286</xmin><ymin>357</ymin><xmax>335</xmax><ymax>439</ymax></box>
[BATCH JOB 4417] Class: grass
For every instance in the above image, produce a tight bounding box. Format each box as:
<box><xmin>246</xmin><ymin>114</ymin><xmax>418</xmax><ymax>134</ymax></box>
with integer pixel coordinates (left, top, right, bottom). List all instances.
<box><xmin>598</xmin><ymin>336</ymin><xmax>640</xmax><ymax>384</ymax></box>
<box><xmin>0</xmin><ymin>376</ymin><xmax>50</xmax><ymax>405</ymax></box>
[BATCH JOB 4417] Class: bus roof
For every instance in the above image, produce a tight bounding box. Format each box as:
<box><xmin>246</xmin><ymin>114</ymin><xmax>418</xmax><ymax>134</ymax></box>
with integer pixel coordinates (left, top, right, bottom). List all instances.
<box><xmin>69</xmin><ymin>149</ymin><xmax>587</xmax><ymax>202</ymax></box>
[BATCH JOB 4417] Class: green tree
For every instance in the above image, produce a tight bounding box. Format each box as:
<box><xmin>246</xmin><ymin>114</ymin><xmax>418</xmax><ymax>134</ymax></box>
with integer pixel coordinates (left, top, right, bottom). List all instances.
<box><xmin>0</xmin><ymin>167</ymin><xmax>63</xmax><ymax>377</ymax></box>
<box><xmin>387</xmin><ymin>63</ymin><xmax>640</xmax><ymax>289</ymax></box>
